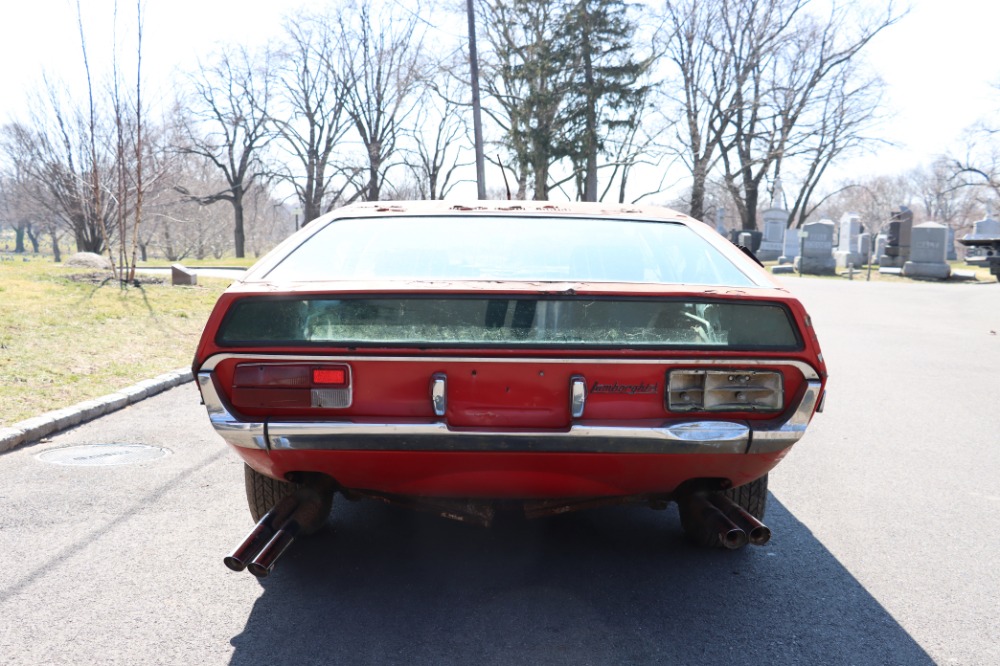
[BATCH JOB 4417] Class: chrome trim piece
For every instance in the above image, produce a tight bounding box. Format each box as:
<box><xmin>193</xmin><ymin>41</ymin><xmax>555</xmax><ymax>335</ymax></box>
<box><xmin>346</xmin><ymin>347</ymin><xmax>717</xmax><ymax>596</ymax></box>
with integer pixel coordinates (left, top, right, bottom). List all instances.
<box><xmin>199</xmin><ymin>371</ymin><xmax>822</xmax><ymax>456</ymax></box>
<box><xmin>200</xmin><ymin>353</ymin><xmax>820</xmax><ymax>380</ymax></box>
<box><xmin>197</xmin><ymin>373</ymin><xmax>267</xmax><ymax>450</ymax></box>
<box><xmin>747</xmin><ymin>380</ymin><xmax>822</xmax><ymax>454</ymax></box>
<box><xmin>570</xmin><ymin>375</ymin><xmax>586</xmax><ymax>418</ymax></box>
<box><xmin>431</xmin><ymin>374</ymin><xmax>447</xmax><ymax>417</ymax></box>
<box><xmin>268</xmin><ymin>420</ymin><xmax>750</xmax><ymax>455</ymax></box>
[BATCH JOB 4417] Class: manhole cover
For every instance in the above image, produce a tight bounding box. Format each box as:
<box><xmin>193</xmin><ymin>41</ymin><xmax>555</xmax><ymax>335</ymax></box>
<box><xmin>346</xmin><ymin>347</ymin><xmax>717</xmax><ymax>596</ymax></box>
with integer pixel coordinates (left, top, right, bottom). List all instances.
<box><xmin>37</xmin><ymin>443</ymin><xmax>170</xmax><ymax>467</ymax></box>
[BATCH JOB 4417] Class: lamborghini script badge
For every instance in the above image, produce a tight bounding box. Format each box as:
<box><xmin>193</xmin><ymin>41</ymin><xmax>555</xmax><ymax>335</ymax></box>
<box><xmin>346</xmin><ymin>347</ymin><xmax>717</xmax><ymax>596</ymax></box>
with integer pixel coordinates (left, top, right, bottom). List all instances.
<box><xmin>589</xmin><ymin>381</ymin><xmax>658</xmax><ymax>396</ymax></box>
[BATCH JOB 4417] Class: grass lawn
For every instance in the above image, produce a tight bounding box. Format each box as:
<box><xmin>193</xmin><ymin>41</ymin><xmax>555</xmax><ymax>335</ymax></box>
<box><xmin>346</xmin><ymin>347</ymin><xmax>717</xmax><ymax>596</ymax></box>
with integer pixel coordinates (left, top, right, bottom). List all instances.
<box><xmin>0</xmin><ymin>257</ymin><xmax>231</xmax><ymax>426</ymax></box>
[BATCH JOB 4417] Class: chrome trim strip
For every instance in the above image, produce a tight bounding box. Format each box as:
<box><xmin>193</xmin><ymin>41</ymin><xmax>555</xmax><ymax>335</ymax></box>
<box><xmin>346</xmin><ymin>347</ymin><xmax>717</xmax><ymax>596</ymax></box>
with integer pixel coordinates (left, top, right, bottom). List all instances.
<box><xmin>200</xmin><ymin>353</ymin><xmax>819</xmax><ymax>380</ymax></box>
<box><xmin>199</xmin><ymin>373</ymin><xmax>821</xmax><ymax>456</ymax></box>
<box><xmin>268</xmin><ymin>420</ymin><xmax>750</xmax><ymax>455</ymax></box>
<box><xmin>197</xmin><ymin>373</ymin><xmax>267</xmax><ymax>450</ymax></box>
<box><xmin>570</xmin><ymin>375</ymin><xmax>586</xmax><ymax>418</ymax></box>
<box><xmin>747</xmin><ymin>380</ymin><xmax>822</xmax><ymax>454</ymax></box>
<box><xmin>430</xmin><ymin>374</ymin><xmax>447</xmax><ymax>417</ymax></box>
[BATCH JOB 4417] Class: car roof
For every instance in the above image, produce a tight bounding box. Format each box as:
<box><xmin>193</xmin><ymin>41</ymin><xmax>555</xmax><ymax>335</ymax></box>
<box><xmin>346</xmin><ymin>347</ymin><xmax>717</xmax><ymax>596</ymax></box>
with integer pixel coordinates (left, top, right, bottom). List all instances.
<box><xmin>323</xmin><ymin>200</ymin><xmax>698</xmax><ymax>222</ymax></box>
<box><xmin>234</xmin><ymin>200</ymin><xmax>784</xmax><ymax>293</ymax></box>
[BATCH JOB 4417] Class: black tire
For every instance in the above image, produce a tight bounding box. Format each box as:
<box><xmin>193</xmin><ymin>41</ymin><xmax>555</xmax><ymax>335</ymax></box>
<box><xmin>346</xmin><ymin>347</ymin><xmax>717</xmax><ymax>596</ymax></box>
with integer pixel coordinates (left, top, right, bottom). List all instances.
<box><xmin>724</xmin><ymin>473</ymin><xmax>768</xmax><ymax>520</ymax></box>
<box><xmin>243</xmin><ymin>464</ymin><xmax>333</xmax><ymax>535</ymax></box>
<box><xmin>678</xmin><ymin>474</ymin><xmax>768</xmax><ymax>547</ymax></box>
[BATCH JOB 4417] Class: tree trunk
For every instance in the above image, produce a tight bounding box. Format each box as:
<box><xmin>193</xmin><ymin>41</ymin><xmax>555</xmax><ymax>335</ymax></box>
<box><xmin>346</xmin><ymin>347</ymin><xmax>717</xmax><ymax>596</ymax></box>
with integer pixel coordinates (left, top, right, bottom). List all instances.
<box><xmin>689</xmin><ymin>160</ymin><xmax>708</xmax><ymax>221</ymax></box>
<box><xmin>14</xmin><ymin>225</ymin><xmax>26</xmax><ymax>253</ymax></box>
<box><xmin>51</xmin><ymin>232</ymin><xmax>62</xmax><ymax>263</ymax></box>
<box><xmin>233</xmin><ymin>195</ymin><xmax>246</xmax><ymax>259</ymax></box>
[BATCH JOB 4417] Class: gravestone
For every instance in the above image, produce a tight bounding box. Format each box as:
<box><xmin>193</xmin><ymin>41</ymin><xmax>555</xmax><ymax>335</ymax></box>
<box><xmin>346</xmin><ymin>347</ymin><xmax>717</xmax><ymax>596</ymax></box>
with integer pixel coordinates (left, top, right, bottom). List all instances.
<box><xmin>834</xmin><ymin>213</ymin><xmax>864</xmax><ymax>269</ymax></box>
<box><xmin>880</xmin><ymin>206</ymin><xmax>913</xmax><ymax>268</ymax></box>
<box><xmin>171</xmin><ymin>263</ymin><xmax>198</xmax><ymax>286</ymax></box>
<box><xmin>946</xmin><ymin>226</ymin><xmax>957</xmax><ymax>261</ymax></box>
<box><xmin>779</xmin><ymin>228</ymin><xmax>800</xmax><ymax>264</ymax></box>
<box><xmin>903</xmin><ymin>222</ymin><xmax>951</xmax><ymax>279</ymax></box>
<box><xmin>793</xmin><ymin>219</ymin><xmax>836</xmax><ymax>275</ymax></box>
<box><xmin>874</xmin><ymin>234</ymin><xmax>888</xmax><ymax>264</ymax></box>
<box><xmin>857</xmin><ymin>232</ymin><xmax>871</xmax><ymax>264</ymax></box>
<box><xmin>738</xmin><ymin>232</ymin><xmax>753</xmax><ymax>249</ymax></box>
<box><xmin>715</xmin><ymin>207</ymin><xmax>726</xmax><ymax>236</ymax></box>
<box><xmin>757</xmin><ymin>178</ymin><xmax>789</xmax><ymax>261</ymax></box>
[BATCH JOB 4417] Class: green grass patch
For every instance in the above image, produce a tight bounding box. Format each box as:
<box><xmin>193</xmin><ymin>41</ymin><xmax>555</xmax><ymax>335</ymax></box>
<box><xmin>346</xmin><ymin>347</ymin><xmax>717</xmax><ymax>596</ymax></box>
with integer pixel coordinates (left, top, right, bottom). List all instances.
<box><xmin>0</xmin><ymin>258</ymin><xmax>230</xmax><ymax>426</ymax></box>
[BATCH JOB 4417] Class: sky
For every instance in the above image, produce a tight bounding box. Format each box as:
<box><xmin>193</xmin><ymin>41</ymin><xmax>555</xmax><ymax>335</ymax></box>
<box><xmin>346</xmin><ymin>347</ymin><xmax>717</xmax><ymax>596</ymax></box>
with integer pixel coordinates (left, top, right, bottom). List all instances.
<box><xmin>0</xmin><ymin>0</ymin><xmax>998</xmax><ymax>194</ymax></box>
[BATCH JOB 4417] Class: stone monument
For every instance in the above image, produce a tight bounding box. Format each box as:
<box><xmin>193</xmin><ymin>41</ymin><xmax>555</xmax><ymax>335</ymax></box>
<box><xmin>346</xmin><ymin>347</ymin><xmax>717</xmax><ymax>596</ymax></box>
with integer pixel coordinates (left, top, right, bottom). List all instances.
<box><xmin>946</xmin><ymin>226</ymin><xmax>957</xmax><ymax>261</ymax></box>
<box><xmin>793</xmin><ymin>219</ymin><xmax>836</xmax><ymax>275</ymax></box>
<box><xmin>757</xmin><ymin>178</ymin><xmax>789</xmax><ymax>262</ymax></box>
<box><xmin>834</xmin><ymin>213</ymin><xmax>864</xmax><ymax>269</ymax></box>
<box><xmin>903</xmin><ymin>222</ymin><xmax>951</xmax><ymax>279</ymax></box>
<box><xmin>874</xmin><ymin>234</ymin><xmax>888</xmax><ymax>263</ymax></box>
<box><xmin>779</xmin><ymin>228</ymin><xmax>800</xmax><ymax>264</ymax></box>
<box><xmin>879</xmin><ymin>206</ymin><xmax>913</xmax><ymax>268</ymax></box>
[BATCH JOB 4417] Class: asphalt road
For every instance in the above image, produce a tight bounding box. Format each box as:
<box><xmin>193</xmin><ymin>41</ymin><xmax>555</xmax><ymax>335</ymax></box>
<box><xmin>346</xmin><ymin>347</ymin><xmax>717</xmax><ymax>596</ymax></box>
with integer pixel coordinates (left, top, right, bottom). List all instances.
<box><xmin>1</xmin><ymin>277</ymin><xmax>997</xmax><ymax>666</ymax></box>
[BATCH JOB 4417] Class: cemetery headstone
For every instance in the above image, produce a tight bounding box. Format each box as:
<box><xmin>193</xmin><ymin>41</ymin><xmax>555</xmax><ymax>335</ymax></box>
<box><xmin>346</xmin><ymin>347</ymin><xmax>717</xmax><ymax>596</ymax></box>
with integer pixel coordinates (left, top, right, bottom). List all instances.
<box><xmin>880</xmin><ymin>206</ymin><xmax>913</xmax><ymax>268</ymax></box>
<box><xmin>793</xmin><ymin>219</ymin><xmax>836</xmax><ymax>275</ymax></box>
<box><xmin>779</xmin><ymin>228</ymin><xmax>800</xmax><ymax>264</ymax></box>
<box><xmin>834</xmin><ymin>213</ymin><xmax>864</xmax><ymax>269</ymax></box>
<box><xmin>903</xmin><ymin>222</ymin><xmax>951</xmax><ymax>279</ymax></box>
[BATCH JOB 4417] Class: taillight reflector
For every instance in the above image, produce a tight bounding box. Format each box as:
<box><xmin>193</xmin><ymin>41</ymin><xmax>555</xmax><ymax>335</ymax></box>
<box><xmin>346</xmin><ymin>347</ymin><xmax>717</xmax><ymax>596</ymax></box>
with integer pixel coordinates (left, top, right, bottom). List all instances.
<box><xmin>312</xmin><ymin>368</ymin><xmax>347</xmax><ymax>386</ymax></box>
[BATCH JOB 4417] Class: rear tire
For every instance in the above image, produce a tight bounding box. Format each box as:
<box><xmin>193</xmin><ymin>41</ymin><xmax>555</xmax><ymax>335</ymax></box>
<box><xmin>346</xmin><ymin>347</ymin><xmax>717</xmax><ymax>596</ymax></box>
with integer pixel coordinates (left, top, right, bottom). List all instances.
<box><xmin>724</xmin><ymin>474</ymin><xmax>767</xmax><ymax>520</ymax></box>
<box><xmin>243</xmin><ymin>464</ymin><xmax>333</xmax><ymax>535</ymax></box>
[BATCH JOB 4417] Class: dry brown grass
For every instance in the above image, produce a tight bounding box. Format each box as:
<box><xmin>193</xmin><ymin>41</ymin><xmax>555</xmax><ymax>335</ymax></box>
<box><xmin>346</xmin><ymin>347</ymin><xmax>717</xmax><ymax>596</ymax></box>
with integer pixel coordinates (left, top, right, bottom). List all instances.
<box><xmin>0</xmin><ymin>258</ymin><xmax>230</xmax><ymax>426</ymax></box>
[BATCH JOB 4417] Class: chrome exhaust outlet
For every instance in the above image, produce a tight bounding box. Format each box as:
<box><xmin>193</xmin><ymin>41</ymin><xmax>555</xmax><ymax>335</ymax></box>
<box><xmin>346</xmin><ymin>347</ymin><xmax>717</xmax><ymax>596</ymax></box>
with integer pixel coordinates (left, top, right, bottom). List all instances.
<box><xmin>710</xmin><ymin>494</ymin><xmax>771</xmax><ymax>546</ymax></box>
<box><xmin>224</xmin><ymin>493</ymin><xmax>300</xmax><ymax>572</ymax></box>
<box><xmin>679</xmin><ymin>494</ymin><xmax>748</xmax><ymax>550</ymax></box>
<box><xmin>246</xmin><ymin>478</ymin><xmax>337</xmax><ymax>578</ymax></box>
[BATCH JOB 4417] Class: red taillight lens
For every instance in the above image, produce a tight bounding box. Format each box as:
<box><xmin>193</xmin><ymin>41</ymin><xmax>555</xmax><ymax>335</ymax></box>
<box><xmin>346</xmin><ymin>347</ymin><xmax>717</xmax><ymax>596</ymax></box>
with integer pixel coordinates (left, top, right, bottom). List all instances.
<box><xmin>312</xmin><ymin>367</ymin><xmax>347</xmax><ymax>386</ymax></box>
<box><xmin>233</xmin><ymin>363</ymin><xmax>350</xmax><ymax>388</ymax></box>
<box><xmin>230</xmin><ymin>363</ymin><xmax>353</xmax><ymax>412</ymax></box>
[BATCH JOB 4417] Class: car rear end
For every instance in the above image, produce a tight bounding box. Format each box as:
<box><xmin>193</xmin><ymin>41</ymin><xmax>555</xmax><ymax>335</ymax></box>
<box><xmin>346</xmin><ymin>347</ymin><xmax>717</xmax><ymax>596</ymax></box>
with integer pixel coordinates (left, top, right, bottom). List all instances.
<box><xmin>196</xmin><ymin>202</ymin><xmax>826</xmax><ymax>568</ymax></box>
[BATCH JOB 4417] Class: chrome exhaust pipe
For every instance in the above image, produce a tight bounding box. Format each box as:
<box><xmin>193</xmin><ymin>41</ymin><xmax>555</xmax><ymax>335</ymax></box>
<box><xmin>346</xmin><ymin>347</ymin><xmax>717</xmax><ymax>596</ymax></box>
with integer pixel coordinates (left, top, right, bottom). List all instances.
<box><xmin>681</xmin><ymin>494</ymin><xmax>748</xmax><ymax>550</ymax></box>
<box><xmin>224</xmin><ymin>493</ymin><xmax>300</xmax><ymax>572</ymax></box>
<box><xmin>710</xmin><ymin>494</ymin><xmax>771</xmax><ymax>546</ymax></box>
<box><xmin>246</xmin><ymin>479</ymin><xmax>337</xmax><ymax>578</ymax></box>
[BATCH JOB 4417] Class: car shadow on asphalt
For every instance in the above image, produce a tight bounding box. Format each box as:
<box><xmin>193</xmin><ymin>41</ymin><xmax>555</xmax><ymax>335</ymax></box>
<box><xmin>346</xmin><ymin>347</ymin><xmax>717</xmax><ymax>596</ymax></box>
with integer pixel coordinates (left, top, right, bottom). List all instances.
<box><xmin>228</xmin><ymin>495</ymin><xmax>933</xmax><ymax>666</ymax></box>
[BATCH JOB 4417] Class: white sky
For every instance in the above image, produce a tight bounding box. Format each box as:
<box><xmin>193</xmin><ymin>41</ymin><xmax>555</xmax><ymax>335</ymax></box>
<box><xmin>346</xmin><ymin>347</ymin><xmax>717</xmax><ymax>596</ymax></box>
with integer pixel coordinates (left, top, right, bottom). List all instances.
<box><xmin>0</xmin><ymin>0</ymin><xmax>998</xmax><ymax>192</ymax></box>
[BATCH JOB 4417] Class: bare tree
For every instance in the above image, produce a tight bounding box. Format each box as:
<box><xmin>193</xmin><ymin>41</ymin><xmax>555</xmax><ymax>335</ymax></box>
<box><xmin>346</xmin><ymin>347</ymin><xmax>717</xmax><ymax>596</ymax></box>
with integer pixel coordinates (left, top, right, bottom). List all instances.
<box><xmin>337</xmin><ymin>1</ymin><xmax>427</xmax><ymax>202</ymax></box>
<box><xmin>404</xmin><ymin>63</ymin><xmax>474</xmax><ymax>199</ymax></box>
<box><xmin>271</xmin><ymin>12</ymin><xmax>354</xmax><ymax>224</ymax></box>
<box><xmin>180</xmin><ymin>46</ymin><xmax>274</xmax><ymax>258</ymax></box>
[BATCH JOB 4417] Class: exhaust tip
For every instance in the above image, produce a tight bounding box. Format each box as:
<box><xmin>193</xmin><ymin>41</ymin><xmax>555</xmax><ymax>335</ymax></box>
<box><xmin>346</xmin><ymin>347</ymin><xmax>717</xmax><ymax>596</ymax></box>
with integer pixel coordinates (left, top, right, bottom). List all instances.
<box><xmin>223</xmin><ymin>556</ymin><xmax>248</xmax><ymax>572</ymax></box>
<box><xmin>748</xmin><ymin>525</ymin><xmax>771</xmax><ymax>546</ymax></box>
<box><xmin>247</xmin><ymin>562</ymin><xmax>271</xmax><ymax>578</ymax></box>
<box><xmin>721</xmin><ymin>527</ymin><xmax>749</xmax><ymax>550</ymax></box>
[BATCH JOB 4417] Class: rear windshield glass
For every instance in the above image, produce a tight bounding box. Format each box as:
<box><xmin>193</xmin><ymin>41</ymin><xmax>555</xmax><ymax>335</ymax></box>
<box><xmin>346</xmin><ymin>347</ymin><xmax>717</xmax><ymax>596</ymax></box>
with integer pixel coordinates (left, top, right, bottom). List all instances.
<box><xmin>263</xmin><ymin>215</ymin><xmax>756</xmax><ymax>287</ymax></box>
<box><xmin>218</xmin><ymin>297</ymin><xmax>800</xmax><ymax>350</ymax></box>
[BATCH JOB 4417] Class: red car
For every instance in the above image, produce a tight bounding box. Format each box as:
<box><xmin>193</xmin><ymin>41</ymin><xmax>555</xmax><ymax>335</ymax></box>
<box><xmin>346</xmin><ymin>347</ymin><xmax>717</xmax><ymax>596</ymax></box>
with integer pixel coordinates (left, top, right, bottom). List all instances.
<box><xmin>194</xmin><ymin>201</ymin><xmax>826</xmax><ymax>576</ymax></box>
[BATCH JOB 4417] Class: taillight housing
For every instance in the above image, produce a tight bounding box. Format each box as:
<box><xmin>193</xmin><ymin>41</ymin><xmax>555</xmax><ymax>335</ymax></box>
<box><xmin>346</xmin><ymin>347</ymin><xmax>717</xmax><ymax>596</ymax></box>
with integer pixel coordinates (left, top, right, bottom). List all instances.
<box><xmin>231</xmin><ymin>363</ymin><xmax>352</xmax><ymax>409</ymax></box>
<box><xmin>667</xmin><ymin>369</ymin><xmax>783</xmax><ymax>413</ymax></box>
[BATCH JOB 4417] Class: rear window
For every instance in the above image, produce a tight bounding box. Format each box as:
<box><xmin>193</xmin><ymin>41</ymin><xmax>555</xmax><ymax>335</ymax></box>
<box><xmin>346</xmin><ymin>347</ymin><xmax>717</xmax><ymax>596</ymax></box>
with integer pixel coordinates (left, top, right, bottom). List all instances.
<box><xmin>218</xmin><ymin>296</ymin><xmax>801</xmax><ymax>350</ymax></box>
<box><xmin>263</xmin><ymin>215</ymin><xmax>756</xmax><ymax>287</ymax></box>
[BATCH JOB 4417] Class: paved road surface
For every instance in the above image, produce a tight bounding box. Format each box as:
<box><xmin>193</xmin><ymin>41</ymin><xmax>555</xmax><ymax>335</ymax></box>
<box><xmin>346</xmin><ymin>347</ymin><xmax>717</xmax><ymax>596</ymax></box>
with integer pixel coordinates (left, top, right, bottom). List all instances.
<box><xmin>1</xmin><ymin>277</ymin><xmax>997</xmax><ymax>665</ymax></box>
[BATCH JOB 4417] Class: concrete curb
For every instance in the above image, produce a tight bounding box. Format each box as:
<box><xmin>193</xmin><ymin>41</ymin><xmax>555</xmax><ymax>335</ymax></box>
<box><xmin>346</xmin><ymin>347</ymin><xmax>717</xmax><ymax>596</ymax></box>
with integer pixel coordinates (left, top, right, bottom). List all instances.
<box><xmin>0</xmin><ymin>367</ymin><xmax>194</xmax><ymax>454</ymax></box>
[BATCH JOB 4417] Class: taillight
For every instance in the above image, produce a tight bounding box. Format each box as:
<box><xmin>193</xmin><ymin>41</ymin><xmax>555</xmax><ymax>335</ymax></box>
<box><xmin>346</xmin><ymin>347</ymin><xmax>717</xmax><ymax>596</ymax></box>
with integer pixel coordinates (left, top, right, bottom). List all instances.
<box><xmin>666</xmin><ymin>370</ymin><xmax>783</xmax><ymax>413</ymax></box>
<box><xmin>231</xmin><ymin>363</ymin><xmax>352</xmax><ymax>410</ymax></box>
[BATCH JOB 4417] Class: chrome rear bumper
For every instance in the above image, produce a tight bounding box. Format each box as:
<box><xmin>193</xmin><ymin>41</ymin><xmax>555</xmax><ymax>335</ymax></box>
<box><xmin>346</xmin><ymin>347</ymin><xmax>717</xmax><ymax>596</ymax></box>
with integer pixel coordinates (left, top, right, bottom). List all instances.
<box><xmin>198</xmin><ymin>372</ymin><xmax>820</xmax><ymax>456</ymax></box>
